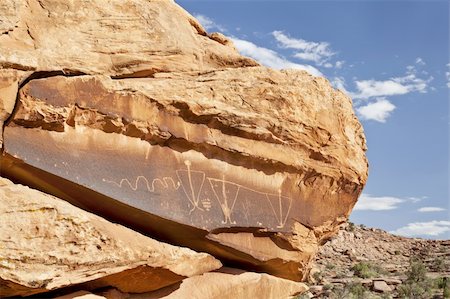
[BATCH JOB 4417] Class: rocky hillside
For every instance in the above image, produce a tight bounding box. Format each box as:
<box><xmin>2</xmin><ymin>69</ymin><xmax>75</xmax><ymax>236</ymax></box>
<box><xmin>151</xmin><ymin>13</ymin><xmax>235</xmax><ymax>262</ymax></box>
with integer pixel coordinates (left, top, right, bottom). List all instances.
<box><xmin>304</xmin><ymin>223</ymin><xmax>450</xmax><ymax>298</ymax></box>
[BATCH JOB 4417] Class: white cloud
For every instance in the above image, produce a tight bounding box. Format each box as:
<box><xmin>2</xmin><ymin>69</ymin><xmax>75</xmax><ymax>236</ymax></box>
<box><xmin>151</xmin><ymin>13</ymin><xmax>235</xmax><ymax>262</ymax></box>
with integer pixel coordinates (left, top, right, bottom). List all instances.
<box><xmin>418</xmin><ymin>207</ymin><xmax>446</xmax><ymax>212</ymax></box>
<box><xmin>194</xmin><ymin>14</ymin><xmax>226</xmax><ymax>32</ymax></box>
<box><xmin>391</xmin><ymin>221</ymin><xmax>450</xmax><ymax>237</ymax></box>
<box><xmin>272</xmin><ymin>31</ymin><xmax>334</xmax><ymax>65</ymax></box>
<box><xmin>408</xmin><ymin>196</ymin><xmax>427</xmax><ymax>203</ymax></box>
<box><xmin>393</xmin><ymin>74</ymin><xmax>429</xmax><ymax>93</ymax></box>
<box><xmin>350</xmin><ymin>72</ymin><xmax>431</xmax><ymax>99</ymax></box>
<box><xmin>351</xmin><ymin>79</ymin><xmax>409</xmax><ymax>99</ymax></box>
<box><xmin>354</xmin><ymin>193</ymin><xmax>405</xmax><ymax>211</ymax></box>
<box><xmin>335</xmin><ymin>60</ymin><xmax>345</xmax><ymax>69</ymax></box>
<box><xmin>356</xmin><ymin>98</ymin><xmax>396</xmax><ymax>123</ymax></box>
<box><xmin>415</xmin><ymin>57</ymin><xmax>426</xmax><ymax>65</ymax></box>
<box><xmin>446</xmin><ymin>63</ymin><xmax>450</xmax><ymax>88</ymax></box>
<box><xmin>232</xmin><ymin>38</ymin><xmax>323</xmax><ymax>76</ymax></box>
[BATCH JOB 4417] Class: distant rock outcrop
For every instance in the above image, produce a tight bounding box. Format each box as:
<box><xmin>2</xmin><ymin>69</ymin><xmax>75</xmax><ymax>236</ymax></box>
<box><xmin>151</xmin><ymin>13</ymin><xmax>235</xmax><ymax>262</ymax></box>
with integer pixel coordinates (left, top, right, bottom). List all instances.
<box><xmin>306</xmin><ymin>223</ymin><xmax>450</xmax><ymax>298</ymax></box>
<box><xmin>0</xmin><ymin>0</ymin><xmax>368</xmax><ymax>296</ymax></box>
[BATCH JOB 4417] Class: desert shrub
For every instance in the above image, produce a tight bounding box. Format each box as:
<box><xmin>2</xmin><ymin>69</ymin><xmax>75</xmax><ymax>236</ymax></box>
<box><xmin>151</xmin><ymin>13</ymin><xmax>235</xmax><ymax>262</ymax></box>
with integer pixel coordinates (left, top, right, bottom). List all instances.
<box><xmin>348</xmin><ymin>222</ymin><xmax>356</xmax><ymax>232</ymax></box>
<box><xmin>312</xmin><ymin>270</ymin><xmax>323</xmax><ymax>282</ymax></box>
<box><xmin>398</xmin><ymin>257</ymin><xmax>433</xmax><ymax>299</ymax></box>
<box><xmin>323</xmin><ymin>283</ymin><xmax>334</xmax><ymax>291</ymax></box>
<box><xmin>327</xmin><ymin>283</ymin><xmax>368</xmax><ymax>299</ymax></box>
<box><xmin>351</xmin><ymin>261</ymin><xmax>382</xmax><ymax>278</ymax></box>
<box><xmin>326</xmin><ymin>262</ymin><xmax>336</xmax><ymax>270</ymax></box>
<box><xmin>433</xmin><ymin>257</ymin><xmax>446</xmax><ymax>272</ymax></box>
<box><xmin>328</xmin><ymin>285</ymin><xmax>347</xmax><ymax>299</ymax></box>
<box><xmin>435</xmin><ymin>277</ymin><xmax>450</xmax><ymax>298</ymax></box>
<box><xmin>347</xmin><ymin>282</ymin><xmax>367</xmax><ymax>299</ymax></box>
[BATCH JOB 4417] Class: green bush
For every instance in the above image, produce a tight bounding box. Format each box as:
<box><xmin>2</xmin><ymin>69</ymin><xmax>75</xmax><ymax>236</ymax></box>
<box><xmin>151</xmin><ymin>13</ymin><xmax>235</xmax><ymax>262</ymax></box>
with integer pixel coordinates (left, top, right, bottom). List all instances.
<box><xmin>435</xmin><ymin>277</ymin><xmax>450</xmax><ymax>298</ymax></box>
<box><xmin>398</xmin><ymin>257</ymin><xmax>433</xmax><ymax>299</ymax></box>
<box><xmin>348</xmin><ymin>222</ymin><xmax>356</xmax><ymax>232</ymax></box>
<box><xmin>351</xmin><ymin>261</ymin><xmax>382</xmax><ymax>278</ymax></box>
<box><xmin>433</xmin><ymin>257</ymin><xmax>446</xmax><ymax>272</ymax></box>
<box><xmin>326</xmin><ymin>283</ymin><xmax>368</xmax><ymax>299</ymax></box>
<box><xmin>347</xmin><ymin>282</ymin><xmax>367</xmax><ymax>299</ymax></box>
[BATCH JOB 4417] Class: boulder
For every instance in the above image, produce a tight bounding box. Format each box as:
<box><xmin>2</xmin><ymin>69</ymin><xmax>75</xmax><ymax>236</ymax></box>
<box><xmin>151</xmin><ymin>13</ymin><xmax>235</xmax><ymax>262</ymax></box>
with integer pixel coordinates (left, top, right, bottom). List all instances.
<box><xmin>0</xmin><ymin>177</ymin><xmax>221</xmax><ymax>297</ymax></box>
<box><xmin>0</xmin><ymin>0</ymin><xmax>368</xmax><ymax>282</ymax></box>
<box><xmin>98</xmin><ymin>268</ymin><xmax>308</xmax><ymax>299</ymax></box>
<box><xmin>372</xmin><ymin>280</ymin><xmax>392</xmax><ymax>293</ymax></box>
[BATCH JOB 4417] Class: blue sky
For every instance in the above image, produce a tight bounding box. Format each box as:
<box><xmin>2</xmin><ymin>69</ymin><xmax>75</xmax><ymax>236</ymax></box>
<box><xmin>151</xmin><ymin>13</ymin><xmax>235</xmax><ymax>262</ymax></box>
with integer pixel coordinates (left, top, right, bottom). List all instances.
<box><xmin>178</xmin><ymin>0</ymin><xmax>450</xmax><ymax>239</ymax></box>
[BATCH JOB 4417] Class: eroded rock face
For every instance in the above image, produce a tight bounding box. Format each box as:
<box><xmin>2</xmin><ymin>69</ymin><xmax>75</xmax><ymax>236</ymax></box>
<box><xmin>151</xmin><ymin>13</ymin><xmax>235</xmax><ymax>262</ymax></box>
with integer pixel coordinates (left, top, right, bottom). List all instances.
<box><xmin>0</xmin><ymin>0</ymin><xmax>368</xmax><ymax>284</ymax></box>
<box><xmin>0</xmin><ymin>177</ymin><xmax>222</xmax><ymax>297</ymax></box>
<box><xmin>97</xmin><ymin>268</ymin><xmax>309</xmax><ymax>299</ymax></box>
<box><xmin>0</xmin><ymin>0</ymin><xmax>256</xmax><ymax>76</ymax></box>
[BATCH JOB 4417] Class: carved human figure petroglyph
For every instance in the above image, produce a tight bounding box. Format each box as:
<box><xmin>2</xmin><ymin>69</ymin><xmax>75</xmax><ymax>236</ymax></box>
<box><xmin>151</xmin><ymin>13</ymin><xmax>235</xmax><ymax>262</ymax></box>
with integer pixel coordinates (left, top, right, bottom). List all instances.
<box><xmin>265</xmin><ymin>189</ymin><xmax>293</xmax><ymax>228</ymax></box>
<box><xmin>103</xmin><ymin>161</ymin><xmax>294</xmax><ymax>229</ymax></box>
<box><xmin>176</xmin><ymin>160</ymin><xmax>206</xmax><ymax>213</ymax></box>
<box><xmin>208</xmin><ymin>176</ymin><xmax>239</xmax><ymax>224</ymax></box>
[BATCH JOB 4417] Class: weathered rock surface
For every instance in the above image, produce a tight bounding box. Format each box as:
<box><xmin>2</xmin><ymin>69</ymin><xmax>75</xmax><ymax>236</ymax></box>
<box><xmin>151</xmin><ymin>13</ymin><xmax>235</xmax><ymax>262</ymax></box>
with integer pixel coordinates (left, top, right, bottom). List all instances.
<box><xmin>65</xmin><ymin>268</ymin><xmax>308</xmax><ymax>299</ymax></box>
<box><xmin>0</xmin><ymin>0</ymin><xmax>257</xmax><ymax>146</ymax></box>
<box><xmin>0</xmin><ymin>0</ymin><xmax>368</xmax><ymax>284</ymax></box>
<box><xmin>0</xmin><ymin>177</ymin><xmax>222</xmax><ymax>297</ymax></box>
<box><xmin>1</xmin><ymin>68</ymin><xmax>366</xmax><ymax>280</ymax></box>
<box><xmin>143</xmin><ymin>268</ymin><xmax>308</xmax><ymax>299</ymax></box>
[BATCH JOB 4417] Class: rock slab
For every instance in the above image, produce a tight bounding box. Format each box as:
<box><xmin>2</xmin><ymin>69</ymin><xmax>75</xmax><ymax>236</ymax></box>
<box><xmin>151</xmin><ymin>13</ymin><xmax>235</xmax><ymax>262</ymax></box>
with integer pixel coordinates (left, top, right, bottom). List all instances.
<box><xmin>0</xmin><ymin>177</ymin><xmax>221</xmax><ymax>297</ymax></box>
<box><xmin>61</xmin><ymin>268</ymin><xmax>309</xmax><ymax>299</ymax></box>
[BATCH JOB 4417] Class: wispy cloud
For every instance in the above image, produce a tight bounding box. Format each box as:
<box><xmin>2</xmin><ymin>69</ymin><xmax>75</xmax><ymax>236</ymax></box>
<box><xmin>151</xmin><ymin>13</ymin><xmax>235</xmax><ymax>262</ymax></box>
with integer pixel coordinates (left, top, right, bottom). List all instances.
<box><xmin>391</xmin><ymin>220</ymin><xmax>450</xmax><ymax>237</ymax></box>
<box><xmin>335</xmin><ymin>60</ymin><xmax>345</xmax><ymax>69</ymax></box>
<box><xmin>354</xmin><ymin>193</ymin><xmax>405</xmax><ymax>211</ymax></box>
<box><xmin>272</xmin><ymin>31</ymin><xmax>334</xmax><ymax>66</ymax></box>
<box><xmin>339</xmin><ymin>62</ymin><xmax>434</xmax><ymax>123</ymax></box>
<box><xmin>351</xmin><ymin>73</ymin><xmax>431</xmax><ymax>99</ymax></box>
<box><xmin>356</xmin><ymin>97</ymin><xmax>396</xmax><ymax>123</ymax></box>
<box><xmin>417</xmin><ymin>207</ymin><xmax>446</xmax><ymax>212</ymax></box>
<box><xmin>415</xmin><ymin>57</ymin><xmax>426</xmax><ymax>65</ymax></box>
<box><xmin>194</xmin><ymin>14</ymin><xmax>226</xmax><ymax>32</ymax></box>
<box><xmin>446</xmin><ymin>63</ymin><xmax>450</xmax><ymax>88</ymax></box>
<box><xmin>232</xmin><ymin>38</ymin><xmax>322</xmax><ymax>76</ymax></box>
<box><xmin>354</xmin><ymin>193</ymin><xmax>425</xmax><ymax>211</ymax></box>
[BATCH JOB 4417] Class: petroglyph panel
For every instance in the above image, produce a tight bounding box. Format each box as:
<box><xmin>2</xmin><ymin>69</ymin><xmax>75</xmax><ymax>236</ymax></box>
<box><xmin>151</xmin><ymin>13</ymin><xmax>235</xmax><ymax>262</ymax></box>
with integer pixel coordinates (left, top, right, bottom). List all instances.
<box><xmin>1</xmin><ymin>74</ymin><xmax>364</xmax><ymax>234</ymax></box>
<box><xmin>3</xmin><ymin>125</ymin><xmax>301</xmax><ymax>232</ymax></box>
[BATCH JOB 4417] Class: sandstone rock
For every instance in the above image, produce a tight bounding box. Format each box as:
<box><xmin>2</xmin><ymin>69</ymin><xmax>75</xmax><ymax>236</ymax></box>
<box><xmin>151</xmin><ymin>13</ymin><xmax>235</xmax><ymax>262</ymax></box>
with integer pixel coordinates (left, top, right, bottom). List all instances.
<box><xmin>116</xmin><ymin>268</ymin><xmax>308</xmax><ymax>299</ymax></box>
<box><xmin>0</xmin><ymin>177</ymin><xmax>221</xmax><ymax>297</ymax></box>
<box><xmin>55</xmin><ymin>291</ymin><xmax>105</xmax><ymax>299</ymax></box>
<box><xmin>0</xmin><ymin>69</ymin><xmax>31</xmax><ymax>147</ymax></box>
<box><xmin>1</xmin><ymin>69</ymin><xmax>366</xmax><ymax>280</ymax></box>
<box><xmin>372</xmin><ymin>280</ymin><xmax>392</xmax><ymax>293</ymax></box>
<box><xmin>0</xmin><ymin>0</ymin><xmax>368</xmax><ymax>282</ymax></box>
<box><xmin>360</xmin><ymin>278</ymin><xmax>373</xmax><ymax>286</ymax></box>
<box><xmin>0</xmin><ymin>0</ymin><xmax>256</xmax><ymax>77</ymax></box>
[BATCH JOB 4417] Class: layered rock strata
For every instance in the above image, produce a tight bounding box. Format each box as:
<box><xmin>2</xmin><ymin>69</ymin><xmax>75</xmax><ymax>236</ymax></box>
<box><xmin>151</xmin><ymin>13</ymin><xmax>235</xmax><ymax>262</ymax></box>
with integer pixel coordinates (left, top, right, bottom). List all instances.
<box><xmin>0</xmin><ymin>0</ymin><xmax>368</xmax><ymax>285</ymax></box>
<box><xmin>0</xmin><ymin>177</ymin><xmax>221</xmax><ymax>297</ymax></box>
<box><xmin>67</xmin><ymin>268</ymin><xmax>309</xmax><ymax>299</ymax></box>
